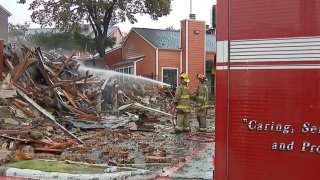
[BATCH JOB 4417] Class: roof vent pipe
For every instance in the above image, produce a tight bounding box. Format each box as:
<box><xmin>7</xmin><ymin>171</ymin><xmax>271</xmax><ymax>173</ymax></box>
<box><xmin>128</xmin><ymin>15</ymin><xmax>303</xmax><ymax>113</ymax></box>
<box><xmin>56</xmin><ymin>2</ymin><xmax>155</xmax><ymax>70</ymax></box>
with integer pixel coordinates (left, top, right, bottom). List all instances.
<box><xmin>189</xmin><ymin>0</ymin><xmax>196</xmax><ymax>19</ymax></box>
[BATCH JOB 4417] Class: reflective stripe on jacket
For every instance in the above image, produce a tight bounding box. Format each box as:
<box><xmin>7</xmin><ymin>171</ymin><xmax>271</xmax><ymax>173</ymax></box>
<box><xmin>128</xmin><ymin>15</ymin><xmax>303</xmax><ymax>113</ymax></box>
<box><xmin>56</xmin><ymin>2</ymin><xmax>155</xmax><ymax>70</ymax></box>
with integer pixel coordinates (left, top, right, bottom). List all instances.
<box><xmin>196</xmin><ymin>83</ymin><xmax>209</xmax><ymax>109</ymax></box>
<box><xmin>173</xmin><ymin>84</ymin><xmax>191</xmax><ymax>112</ymax></box>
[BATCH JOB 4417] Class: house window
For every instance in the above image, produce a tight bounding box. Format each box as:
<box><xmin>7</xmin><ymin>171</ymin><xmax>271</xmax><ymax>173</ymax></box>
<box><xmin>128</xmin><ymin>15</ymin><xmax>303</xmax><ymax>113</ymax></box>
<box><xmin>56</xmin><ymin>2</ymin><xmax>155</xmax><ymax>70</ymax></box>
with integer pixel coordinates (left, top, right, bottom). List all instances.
<box><xmin>162</xmin><ymin>68</ymin><xmax>178</xmax><ymax>88</ymax></box>
<box><xmin>124</xmin><ymin>67</ymin><xmax>129</xmax><ymax>74</ymax></box>
<box><xmin>129</xmin><ymin>67</ymin><xmax>134</xmax><ymax>75</ymax></box>
<box><xmin>115</xmin><ymin>66</ymin><xmax>134</xmax><ymax>75</ymax></box>
<box><xmin>115</xmin><ymin>66</ymin><xmax>134</xmax><ymax>82</ymax></box>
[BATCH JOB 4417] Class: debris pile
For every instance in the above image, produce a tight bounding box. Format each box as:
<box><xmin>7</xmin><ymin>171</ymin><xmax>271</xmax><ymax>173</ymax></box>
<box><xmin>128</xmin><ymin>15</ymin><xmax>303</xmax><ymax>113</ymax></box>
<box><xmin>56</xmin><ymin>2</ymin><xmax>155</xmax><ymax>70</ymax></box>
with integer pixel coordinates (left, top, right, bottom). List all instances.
<box><xmin>0</xmin><ymin>42</ymin><xmax>177</xmax><ymax>167</ymax></box>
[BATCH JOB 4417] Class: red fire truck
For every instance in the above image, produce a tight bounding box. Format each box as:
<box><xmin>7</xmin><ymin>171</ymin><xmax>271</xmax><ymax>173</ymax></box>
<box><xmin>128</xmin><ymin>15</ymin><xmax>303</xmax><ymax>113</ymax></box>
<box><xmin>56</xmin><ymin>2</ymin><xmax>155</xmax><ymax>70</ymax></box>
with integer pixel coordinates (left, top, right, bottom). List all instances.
<box><xmin>215</xmin><ymin>0</ymin><xmax>320</xmax><ymax>179</ymax></box>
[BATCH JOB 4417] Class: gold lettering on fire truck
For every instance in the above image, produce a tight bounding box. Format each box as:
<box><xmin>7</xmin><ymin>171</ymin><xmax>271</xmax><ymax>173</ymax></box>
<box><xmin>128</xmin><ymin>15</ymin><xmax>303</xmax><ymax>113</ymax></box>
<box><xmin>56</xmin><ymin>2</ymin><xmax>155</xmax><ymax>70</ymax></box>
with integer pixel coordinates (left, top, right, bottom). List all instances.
<box><xmin>243</xmin><ymin>119</ymin><xmax>294</xmax><ymax>134</ymax></box>
<box><xmin>241</xmin><ymin>119</ymin><xmax>320</xmax><ymax>153</ymax></box>
<box><xmin>301</xmin><ymin>122</ymin><xmax>320</xmax><ymax>134</ymax></box>
<box><xmin>301</xmin><ymin>141</ymin><xmax>320</xmax><ymax>153</ymax></box>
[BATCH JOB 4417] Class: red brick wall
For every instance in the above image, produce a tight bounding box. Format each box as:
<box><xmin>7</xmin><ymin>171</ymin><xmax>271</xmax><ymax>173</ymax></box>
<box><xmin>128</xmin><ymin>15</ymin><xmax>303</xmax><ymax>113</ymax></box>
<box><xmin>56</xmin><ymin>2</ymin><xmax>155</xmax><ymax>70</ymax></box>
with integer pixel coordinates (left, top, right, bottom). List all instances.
<box><xmin>158</xmin><ymin>49</ymin><xmax>181</xmax><ymax>82</ymax></box>
<box><xmin>206</xmin><ymin>52</ymin><xmax>215</xmax><ymax>61</ymax></box>
<box><xmin>123</xmin><ymin>30</ymin><xmax>156</xmax><ymax>78</ymax></box>
<box><xmin>105</xmin><ymin>48</ymin><xmax>122</xmax><ymax>68</ymax></box>
<box><xmin>181</xmin><ymin>20</ymin><xmax>206</xmax><ymax>92</ymax></box>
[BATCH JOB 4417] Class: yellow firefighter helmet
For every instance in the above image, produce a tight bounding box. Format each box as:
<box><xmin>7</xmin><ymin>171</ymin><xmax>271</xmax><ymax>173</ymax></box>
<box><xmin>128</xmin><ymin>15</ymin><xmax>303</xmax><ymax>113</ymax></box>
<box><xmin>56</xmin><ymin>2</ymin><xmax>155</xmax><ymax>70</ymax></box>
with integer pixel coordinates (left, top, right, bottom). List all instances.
<box><xmin>180</xmin><ymin>72</ymin><xmax>190</xmax><ymax>83</ymax></box>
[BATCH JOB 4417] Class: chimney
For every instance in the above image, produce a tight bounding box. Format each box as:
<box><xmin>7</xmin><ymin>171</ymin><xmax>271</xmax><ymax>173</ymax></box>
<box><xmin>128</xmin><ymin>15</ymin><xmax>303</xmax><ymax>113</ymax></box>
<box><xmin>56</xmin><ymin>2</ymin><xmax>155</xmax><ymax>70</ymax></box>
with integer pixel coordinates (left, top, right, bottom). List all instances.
<box><xmin>180</xmin><ymin>18</ymin><xmax>206</xmax><ymax>92</ymax></box>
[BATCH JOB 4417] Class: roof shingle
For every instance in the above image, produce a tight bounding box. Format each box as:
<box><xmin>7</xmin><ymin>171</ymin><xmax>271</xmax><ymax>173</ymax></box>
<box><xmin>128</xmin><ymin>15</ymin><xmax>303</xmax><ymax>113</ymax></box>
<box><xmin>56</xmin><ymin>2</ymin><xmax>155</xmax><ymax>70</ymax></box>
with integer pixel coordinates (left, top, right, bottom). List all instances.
<box><xmin>133</xmin><ymin>28</ymin><xmax>216</xmax><ymax>52</ymax></box>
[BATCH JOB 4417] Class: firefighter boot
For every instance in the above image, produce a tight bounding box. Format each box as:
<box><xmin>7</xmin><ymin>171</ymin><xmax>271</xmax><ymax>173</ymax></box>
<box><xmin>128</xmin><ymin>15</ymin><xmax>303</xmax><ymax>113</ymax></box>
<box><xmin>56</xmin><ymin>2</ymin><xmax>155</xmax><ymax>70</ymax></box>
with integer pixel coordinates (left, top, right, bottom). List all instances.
<box><xmin>175</xmin><ymin>113</ymin><xmax>184</xmax><ymax>133</ymax></box>
<box><xmin>182</xmin><ymin>112</ymin><xmax>191</xmax><ymax>132</ymax></box>
<box><xmin>199</xmin><ymin>116</ymin><xmax>207</xmax><ymax>132</ymax></box>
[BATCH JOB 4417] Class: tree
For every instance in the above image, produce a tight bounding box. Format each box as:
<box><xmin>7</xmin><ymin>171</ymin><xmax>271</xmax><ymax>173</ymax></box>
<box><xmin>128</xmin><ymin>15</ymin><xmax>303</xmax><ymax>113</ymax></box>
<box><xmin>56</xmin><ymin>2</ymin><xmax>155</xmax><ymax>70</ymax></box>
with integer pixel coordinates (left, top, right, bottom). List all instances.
<box><xmin>27</xmin><ymin>31</ymin><xmax>108</xmax><ymax>55</ymax></box>
<box><xmin>164</xmin><ymin>25</ymin><xmax>179</xmax><ymax>31</ymax></box>
<box><xmin>8</xmin><ymin>22</ymin><xmax>31</xmax><ymax>44</ymax></box>
<box><xmin>29</xmin><ymin>0</ymin><xmax>172</xmax><ymax>64</ymax></box>
<box><xmin>17</xmin><ymin>0</ymin><xmax>26</xmax><ymax>4</ymax></box>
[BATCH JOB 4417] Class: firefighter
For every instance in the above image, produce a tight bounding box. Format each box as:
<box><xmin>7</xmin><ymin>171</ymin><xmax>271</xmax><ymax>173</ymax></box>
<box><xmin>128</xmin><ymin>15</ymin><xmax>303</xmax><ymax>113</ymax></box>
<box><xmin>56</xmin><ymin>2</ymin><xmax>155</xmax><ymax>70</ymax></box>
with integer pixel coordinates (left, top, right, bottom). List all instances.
<box><xmin>173</xmin><ymin>72</ymin><xmax>191</xmax><ymax>133</ymax></box>
<box><xmin>195</xmin><ymin>74</ymin><xmax>209</xmax><ymax>132</ymax></box>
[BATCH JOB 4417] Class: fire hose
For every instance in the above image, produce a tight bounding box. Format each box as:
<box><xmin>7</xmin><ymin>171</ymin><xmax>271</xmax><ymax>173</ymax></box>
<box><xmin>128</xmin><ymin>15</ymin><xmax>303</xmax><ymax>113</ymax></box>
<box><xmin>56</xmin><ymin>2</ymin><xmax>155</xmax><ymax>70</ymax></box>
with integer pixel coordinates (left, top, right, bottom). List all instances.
<box><xmin>186</xmin><ymin>132</ymin><xmax>214</xmax><ymax>143</ymax></box>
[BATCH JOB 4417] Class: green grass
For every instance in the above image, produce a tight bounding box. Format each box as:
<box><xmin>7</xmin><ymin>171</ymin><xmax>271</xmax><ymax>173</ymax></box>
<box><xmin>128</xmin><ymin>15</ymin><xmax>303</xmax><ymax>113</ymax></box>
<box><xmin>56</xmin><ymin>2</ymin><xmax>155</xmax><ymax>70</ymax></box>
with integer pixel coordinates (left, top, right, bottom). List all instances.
<box><xmin>5</xmin><ymin>160</ymin><xmax>105</xmax><ymax>174</ymax></box>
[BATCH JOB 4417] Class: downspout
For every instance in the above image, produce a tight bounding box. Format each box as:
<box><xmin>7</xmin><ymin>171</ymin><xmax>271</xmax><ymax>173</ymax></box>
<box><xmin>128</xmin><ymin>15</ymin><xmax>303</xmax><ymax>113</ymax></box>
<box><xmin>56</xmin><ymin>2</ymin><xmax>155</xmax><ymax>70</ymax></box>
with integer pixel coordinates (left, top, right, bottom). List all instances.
<box><xmin>186</xmin><ymin>21</ymin><xmax>189</xmax><ymax>73</ymax></box>
<box><xmin>180</xmin><ymin>50</ymin><xmax>183</xmax><ymax>73</ymax></box>
<box><xmin>204</xmin><ymin>24</ymin><xmax>206</xmax><ymax>76</ymax></box>
<box><xmin>134</xmin><ymin>62</ymin><xmax>137</xmax><ymax>76</ymax></box>
<box><xmin>156</xmin><ymin>48</ymin><xmax>159</xmax><ymax>80</ymax></box>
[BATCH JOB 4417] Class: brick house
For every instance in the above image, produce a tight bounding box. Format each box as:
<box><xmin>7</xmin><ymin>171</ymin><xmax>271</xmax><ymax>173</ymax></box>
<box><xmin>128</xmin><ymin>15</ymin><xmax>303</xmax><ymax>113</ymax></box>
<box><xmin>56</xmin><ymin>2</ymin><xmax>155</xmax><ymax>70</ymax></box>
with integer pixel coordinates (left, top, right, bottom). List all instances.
<box><xmin>105</xmin><ymin>18</ymin><xmax>216</xmax><ymax>93</ymax></box>
<box><xmin>86</xmin><ymin>26</ymin><xmax>123</xmax><ymax>44</ymax></box>
<box><xmin>0</xmin><ymin>5</ymin><xmax>11</xmax><ymax>43</ymax></box>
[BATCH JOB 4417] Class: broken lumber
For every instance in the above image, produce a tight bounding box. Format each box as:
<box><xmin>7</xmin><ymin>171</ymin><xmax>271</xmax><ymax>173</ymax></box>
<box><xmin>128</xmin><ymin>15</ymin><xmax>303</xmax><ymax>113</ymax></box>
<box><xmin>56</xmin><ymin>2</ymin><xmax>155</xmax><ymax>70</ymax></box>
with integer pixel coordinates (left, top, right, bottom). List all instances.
<box><xmin>44</xmin><ymin>74</ymin><xmax>93</xmax><ymax>91</ymax></box>
<box><xmin>45</xmin><ymin>140</ymin><xmax>75</xmax><ymax>149</ymax></box>
<box><xmin>118</xmin><ymin>102</ymin><xmax>173</xmax><ymax>118</ymax></box>
<box><xmin>13</xmin><ymin>98</ymin><xmax>29</xmax><ymax>107</ymax></box>
<box><xmin>34</xmin><ymin>148</ymin><xmax>63</xmax><ymax>155</ymax></box>
<box><xmin>54</xmin><ymin>50</ymin><xmax>77</xmax><ymax>78</ymax></box>
<box><xmin>0</xmin><ymin>130</ymin><xmax>29</xmax><ymax>136</ymax></box>
<box><xmin>12</xmin><ymin>51</ymin><xmax>32</xmax><ymax>82</ymax></box>
<box><xmin>4</xmin><ymin>58</ymin><xmax>14</xmax><ymax>70</ymax></box>
<box><xmin>17</xmin><ymin>89</ymin><xmax>85</xmax><ymax>144</ymax></box>
<box><xmin>76</xmin><ymin>90</ymin><xmax>92</xmax><ymax>105</ymax></box>
<box><xmin>62</xmin><ymin>89</ymin><xmax>77</xmax><ymax>108</ymax></box>
<box><xmin>144</xmin><ymin>156</ymin><xmax>172</xmax><ymax>163</ymax></box>
<box><xmin>12</xmin><ymin>101</ymin><xmax>37</xmax><ymax>118</ymax></box>
<box><xmin>0</xmin><ymin>135</ymin><xmax>29</xmax><ymax>142</ymax></box>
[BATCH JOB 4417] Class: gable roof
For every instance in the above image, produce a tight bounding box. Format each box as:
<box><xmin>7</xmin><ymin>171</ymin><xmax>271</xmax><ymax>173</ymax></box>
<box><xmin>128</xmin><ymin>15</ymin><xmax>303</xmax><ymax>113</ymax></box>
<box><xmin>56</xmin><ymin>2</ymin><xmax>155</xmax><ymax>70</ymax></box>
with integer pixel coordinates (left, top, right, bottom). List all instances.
<box><xmin>0</xmin><ymin>5</ymin><xmax>12</xmax><ymax>16</ymax></box>
<box><xmin>133</xmin><ymin>28</ymin><xmax>216</xmax><ymax>52</ymax></box>
<box><xmin>134</xmin><ymin>28</ymin><xmax>181</xmax><ymax>49</ymax></box>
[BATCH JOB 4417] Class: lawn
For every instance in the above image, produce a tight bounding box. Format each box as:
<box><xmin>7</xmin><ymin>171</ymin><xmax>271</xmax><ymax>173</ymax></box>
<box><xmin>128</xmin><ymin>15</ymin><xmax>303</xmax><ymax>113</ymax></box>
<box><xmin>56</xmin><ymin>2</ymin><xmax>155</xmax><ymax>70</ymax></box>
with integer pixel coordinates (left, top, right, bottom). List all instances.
<box><xmin>5</xmin><ymin>160</ymin><xmax>105</xmax><ymax>174</ymax></box>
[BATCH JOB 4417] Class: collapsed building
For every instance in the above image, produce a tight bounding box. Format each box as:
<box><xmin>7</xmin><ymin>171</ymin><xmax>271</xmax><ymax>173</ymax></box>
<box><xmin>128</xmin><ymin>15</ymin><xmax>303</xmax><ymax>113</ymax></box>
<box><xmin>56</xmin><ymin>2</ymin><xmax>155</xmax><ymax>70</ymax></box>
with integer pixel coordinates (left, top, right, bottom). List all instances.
<box><xmin>0</xmin><ymin>40</ymin><xmax>214</xmax><ymax>179</ymax></box>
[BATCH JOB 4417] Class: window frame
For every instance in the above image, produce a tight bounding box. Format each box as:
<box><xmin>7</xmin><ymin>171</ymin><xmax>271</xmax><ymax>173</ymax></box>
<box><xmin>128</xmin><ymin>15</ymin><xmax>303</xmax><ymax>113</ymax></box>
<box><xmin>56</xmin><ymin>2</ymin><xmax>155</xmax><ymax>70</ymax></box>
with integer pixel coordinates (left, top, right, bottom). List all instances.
<box><xmin>162</xmin><ymin>67</ymin><xmax>178</xmax><ymax>87</ymax></box>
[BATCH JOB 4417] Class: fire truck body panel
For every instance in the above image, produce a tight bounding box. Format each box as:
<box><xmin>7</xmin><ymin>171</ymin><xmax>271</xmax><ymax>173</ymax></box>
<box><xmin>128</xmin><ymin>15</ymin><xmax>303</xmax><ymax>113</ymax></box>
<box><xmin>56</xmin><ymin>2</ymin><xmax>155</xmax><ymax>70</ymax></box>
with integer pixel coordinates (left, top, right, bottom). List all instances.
<box><xmin>215</xmin><ymin>0</ymin><xmax>320</xmax><ymax>179</ymax></box>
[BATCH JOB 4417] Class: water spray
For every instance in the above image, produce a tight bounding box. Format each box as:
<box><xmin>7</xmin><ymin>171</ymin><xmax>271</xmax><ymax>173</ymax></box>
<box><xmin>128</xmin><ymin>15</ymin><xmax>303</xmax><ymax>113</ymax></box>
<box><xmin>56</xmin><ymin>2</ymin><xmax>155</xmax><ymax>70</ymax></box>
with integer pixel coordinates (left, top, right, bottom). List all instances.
<box><xmin>78</xmin><ymin>66</ymin><xmax>172</xmax><ymax>87</ymax></box>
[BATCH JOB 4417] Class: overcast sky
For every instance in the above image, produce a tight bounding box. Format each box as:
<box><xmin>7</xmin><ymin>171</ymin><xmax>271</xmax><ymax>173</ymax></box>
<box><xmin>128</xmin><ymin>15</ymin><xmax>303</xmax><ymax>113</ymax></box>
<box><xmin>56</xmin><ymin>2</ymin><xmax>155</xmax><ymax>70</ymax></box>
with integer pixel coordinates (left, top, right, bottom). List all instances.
<box><xmin>0</xmin><ymin>0</ymin><xmax>216</xmax><ymax>33</ymax></box>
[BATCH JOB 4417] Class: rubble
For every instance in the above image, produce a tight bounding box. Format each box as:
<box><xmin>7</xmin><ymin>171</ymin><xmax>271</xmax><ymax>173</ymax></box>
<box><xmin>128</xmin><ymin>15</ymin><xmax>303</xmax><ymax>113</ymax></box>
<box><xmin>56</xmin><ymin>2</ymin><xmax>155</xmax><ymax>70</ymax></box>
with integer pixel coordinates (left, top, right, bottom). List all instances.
<box><xmin>118</xmin><ymin>102</ymin><xmax>173</xmax><ymax>118</ymax></box>
<box><xmin>0</xmin><ymin>41</ymin><xmax>214</xmax><ymax>178</ymax></box>
<box><xmin>0</xmin><ymin>149</ymin><xmax>13</xmax><ymax>165</ymax></box>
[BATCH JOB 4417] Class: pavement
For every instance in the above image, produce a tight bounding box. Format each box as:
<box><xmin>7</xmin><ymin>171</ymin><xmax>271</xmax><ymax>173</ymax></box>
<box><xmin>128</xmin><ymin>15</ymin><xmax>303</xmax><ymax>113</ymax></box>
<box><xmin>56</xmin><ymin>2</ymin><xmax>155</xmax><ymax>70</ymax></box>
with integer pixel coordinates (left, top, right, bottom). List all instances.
<box><xmin>155</xmin><ymin>142</ymin><xmax>214</xmax><ymax>180</ymax></box>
